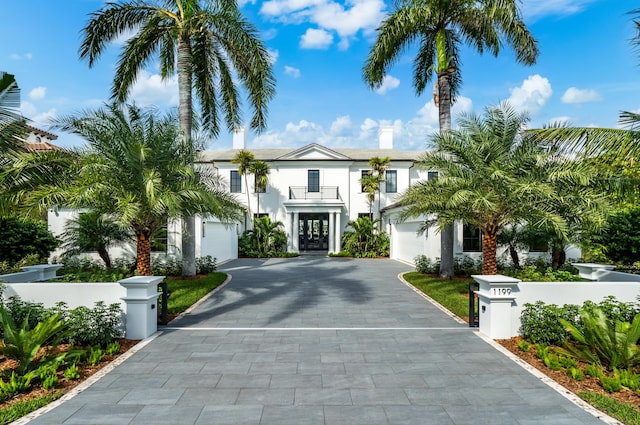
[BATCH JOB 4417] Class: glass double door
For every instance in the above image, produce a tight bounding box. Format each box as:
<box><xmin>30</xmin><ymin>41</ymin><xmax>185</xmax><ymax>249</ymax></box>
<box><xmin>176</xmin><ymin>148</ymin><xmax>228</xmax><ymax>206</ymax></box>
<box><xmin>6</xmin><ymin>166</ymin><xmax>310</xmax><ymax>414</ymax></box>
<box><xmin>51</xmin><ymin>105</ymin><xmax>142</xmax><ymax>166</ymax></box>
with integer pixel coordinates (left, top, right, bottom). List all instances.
<box><xmin>299</xmin><ymin>213</ymin><xmax>329</xmax><ymax>250</ymax></box>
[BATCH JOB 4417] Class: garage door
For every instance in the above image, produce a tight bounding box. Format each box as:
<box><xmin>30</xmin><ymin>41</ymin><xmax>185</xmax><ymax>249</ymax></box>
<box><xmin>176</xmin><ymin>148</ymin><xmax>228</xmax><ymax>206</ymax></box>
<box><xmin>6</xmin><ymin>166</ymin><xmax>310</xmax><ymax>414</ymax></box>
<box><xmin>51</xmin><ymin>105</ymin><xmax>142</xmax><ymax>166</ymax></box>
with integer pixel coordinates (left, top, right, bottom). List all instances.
<box><xmin>393</xmin><ymin>222</ymin><xmax>426</xmax><ymax>264</ymax></box>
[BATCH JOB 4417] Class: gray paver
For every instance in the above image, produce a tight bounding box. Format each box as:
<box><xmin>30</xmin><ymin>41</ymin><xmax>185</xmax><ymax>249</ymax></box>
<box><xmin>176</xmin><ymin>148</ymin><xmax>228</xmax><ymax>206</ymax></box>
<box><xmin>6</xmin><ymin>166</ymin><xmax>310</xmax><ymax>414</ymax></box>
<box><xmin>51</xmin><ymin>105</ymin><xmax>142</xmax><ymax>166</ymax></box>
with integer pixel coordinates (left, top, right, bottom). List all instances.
<box><xmin>24</xmin><ymin>257</ymin><xmax>606</xmax><ymax>425</ymax></box>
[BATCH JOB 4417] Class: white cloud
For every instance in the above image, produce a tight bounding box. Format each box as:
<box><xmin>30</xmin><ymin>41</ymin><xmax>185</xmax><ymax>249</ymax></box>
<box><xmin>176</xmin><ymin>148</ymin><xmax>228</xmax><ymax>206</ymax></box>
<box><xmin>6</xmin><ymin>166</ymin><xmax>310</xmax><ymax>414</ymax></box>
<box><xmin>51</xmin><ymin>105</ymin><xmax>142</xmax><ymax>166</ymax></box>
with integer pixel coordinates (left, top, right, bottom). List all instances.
<box><xmin>129</xmin><ymin>70</ymin><xmax>179</xmax><ymax>106</ymax></box>
<box><xmin>330</xmin><ymin>115</ymin><xmax>352</xmax><ymax>135</ymax></box>
<box><xmin>522</xmin><ymin>0</ymin><xmax>598</xmax><ymax>20</ymax></box>
<box><xmin>261</xmin><ymin>0</ymin><xmax>386</xmax><ymax>49</ymax></box>
<box><xmin>284</xmin><ymin>65</ymin><xmax>301</xmax><ymax>78</ymax></box>
<box><xmin>507</xmin><ymin>74</ymin><xmax>552</xmax><ymax>115</ymax></box>
<box><xmin>20</xmin><ymin>101</ymin><xmax>37</xmax><ymax>118</ymax></box>
<box><xmin>374</xmin><ymin>75</ymin><xmax>400</xmax><ymax>95</ymax></box>
<box><xmin>10</xmin><ymin>53</ymin><xmax>32</xmax><ymax>60</ymax></box>
<box><xmin>32</xmin><ymin>108</ymin><xmax>57</xmax><ymax>127</ymax></box>
<box><xmin>29</xmin><ymin>87</ymin><xmax>46</xmax><ymax>100</ymax></box>
<box><xmin>561</xmin><ymin>87</ymin><xmax>602</xmax><ymax>104</ymax></box>
<box><xmin>268</xmin><ymin>49</ymin><xmax>279</xmax><ymax>65</ymax></box>
<box><xmin>300</xmin><ymin>28</ymin><xmax>333</xmax><ymax>49</ymax></box>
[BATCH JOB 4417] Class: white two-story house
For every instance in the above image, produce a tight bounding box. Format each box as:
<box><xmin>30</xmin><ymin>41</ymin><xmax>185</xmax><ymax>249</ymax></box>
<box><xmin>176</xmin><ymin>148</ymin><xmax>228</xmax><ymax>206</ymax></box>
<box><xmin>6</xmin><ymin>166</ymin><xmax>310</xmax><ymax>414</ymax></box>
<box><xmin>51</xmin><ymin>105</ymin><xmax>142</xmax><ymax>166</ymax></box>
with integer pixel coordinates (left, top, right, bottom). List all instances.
<box><xmin>48</xmin><ymin>127</ymin><xmax>567</xmax><ymax>266</ymax></box>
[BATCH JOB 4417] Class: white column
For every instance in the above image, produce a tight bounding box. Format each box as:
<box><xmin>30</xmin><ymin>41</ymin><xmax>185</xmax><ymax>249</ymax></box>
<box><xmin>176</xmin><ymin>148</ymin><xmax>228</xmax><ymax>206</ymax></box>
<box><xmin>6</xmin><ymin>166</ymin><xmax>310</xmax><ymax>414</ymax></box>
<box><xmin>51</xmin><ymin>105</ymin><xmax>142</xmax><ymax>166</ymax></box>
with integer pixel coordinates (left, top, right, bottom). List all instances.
<box><xmin>119</xmin><ymin>276</ymin><xmax>163</xmax><ymax>340</ymax></box>
<box><xmin>328</xmin><ymin>212</ymin><xmax>335</xmax><ymax>253</ymax></box>
<box><xmin>293</xmin><ymin>212</ymin><xmax>299</xmax><ymax>252</ymax></box>
<box><xmin>472</xmin><ymin>275</ymin><xmax>520</xmax><ymax>339</ymax></box>
<box><xmin>334</xmin><ymin>212</ymin><xmax>341</xmax><ymax>253</ymax></box>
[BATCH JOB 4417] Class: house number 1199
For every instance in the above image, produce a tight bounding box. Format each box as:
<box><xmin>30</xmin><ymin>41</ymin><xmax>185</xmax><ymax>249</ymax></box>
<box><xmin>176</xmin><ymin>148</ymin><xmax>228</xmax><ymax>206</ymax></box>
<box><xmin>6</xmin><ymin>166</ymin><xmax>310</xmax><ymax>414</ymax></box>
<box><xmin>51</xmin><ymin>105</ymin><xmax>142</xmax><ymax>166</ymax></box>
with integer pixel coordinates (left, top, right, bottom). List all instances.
<box><xmin>492</xmin><ymin>288</ymin><xmax>512</xmax><ymax>296</ymax></box>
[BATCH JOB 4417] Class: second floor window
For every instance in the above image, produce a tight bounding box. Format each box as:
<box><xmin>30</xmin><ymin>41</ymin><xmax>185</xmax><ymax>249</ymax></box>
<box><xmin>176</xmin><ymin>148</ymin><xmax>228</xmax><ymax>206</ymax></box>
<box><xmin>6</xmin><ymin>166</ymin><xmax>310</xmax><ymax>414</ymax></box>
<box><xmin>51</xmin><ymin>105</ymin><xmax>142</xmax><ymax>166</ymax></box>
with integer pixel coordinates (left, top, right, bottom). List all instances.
<box><xmin>428</xmin><ymin>171</ymin><xmax>439</xmax><ymax>180</ymax></box>
<box><xmin>230</xmin><ymin>170</ymin><xmax>241</xmax><ymax>193</ymax></box>
<box><xmin>385</xmin><ymin>170</ymin><xmax>397</xmax><ymax>193</ymax></box>
<box><xmin>308</xmin><ymin>170</ymin><xmax>319</xmax><ymax>192</ymax></box>
<box><xmin>463</xmin><ymin>224</ymin><xmax>482</xmax><ymax>252</ymax></box>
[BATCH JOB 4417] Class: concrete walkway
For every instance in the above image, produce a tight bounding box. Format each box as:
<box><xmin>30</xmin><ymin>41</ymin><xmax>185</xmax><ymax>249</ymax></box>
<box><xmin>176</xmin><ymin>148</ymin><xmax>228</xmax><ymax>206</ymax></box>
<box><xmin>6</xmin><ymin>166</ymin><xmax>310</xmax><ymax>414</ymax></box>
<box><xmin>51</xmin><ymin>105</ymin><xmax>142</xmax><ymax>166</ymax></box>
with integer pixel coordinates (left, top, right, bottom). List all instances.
<box><xmin>24</xmin><ymin>257</ymin><xmax>609</xmax><ymax>425</ymax></box>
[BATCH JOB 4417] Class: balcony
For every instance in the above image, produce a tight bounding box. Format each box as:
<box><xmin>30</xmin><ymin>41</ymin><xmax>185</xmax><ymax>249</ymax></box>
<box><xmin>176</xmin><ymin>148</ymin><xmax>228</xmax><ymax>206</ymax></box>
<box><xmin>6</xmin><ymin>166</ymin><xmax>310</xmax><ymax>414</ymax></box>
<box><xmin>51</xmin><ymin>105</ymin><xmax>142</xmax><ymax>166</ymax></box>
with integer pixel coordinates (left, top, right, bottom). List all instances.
<box><xmin>289</xmin><ymin>186</ymin><xmax>340</xmax><ymax>200</ymax></box>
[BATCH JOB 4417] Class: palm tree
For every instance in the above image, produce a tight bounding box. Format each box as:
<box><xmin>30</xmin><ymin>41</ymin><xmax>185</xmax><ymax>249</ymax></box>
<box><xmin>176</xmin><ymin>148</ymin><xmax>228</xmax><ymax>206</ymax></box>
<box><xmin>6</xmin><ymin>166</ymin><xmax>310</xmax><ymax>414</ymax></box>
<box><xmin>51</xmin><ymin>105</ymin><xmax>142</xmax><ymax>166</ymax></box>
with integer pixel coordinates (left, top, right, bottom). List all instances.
<box><xmin>80</xmin><ymin>0</ymin><xmax>276</xmax><ymax>276</ymax></box>
<box><xmin>0</xmin><ymin>73</ymin><xmax>76</xmax><ymax>218</ymax></box>
<box><xmin>363</xmin><ymin>0</ymin><xmax>538</xmax><ymax>278</ymax></box>
<box><xmin>231</xmin><ymin>149</ymin><xmax>255</xmax><ymax>228</ymax></box>
<box><xmin>52</xmin><ymin>103</ymin><xmax>242</xmax><ymax>275</ymax></box>
<box><xmin>400</xmin><ymin>103</ymin><xmax>608</xmax><ymax>275</ymax></box>
<box><xmin>368</xmin><ymin>156</ymin><xmax>390</xmax><ymax>223</ymax></box>
<box><xmin>249</xmin><ymin>160</ymin><xmax>270</xmax><ymax>218</ymax></box>
<box><xmin>247</xmin><ymin>216</ymin><xmax>285</xmax><ymax>254</ymax></box>
<box><xmin>360</xmin><ymin>173</ymin><xmax>380</xmax><ymax>219</ymax></box>
<box><xmin>60</xmin><ymin>210</ymin><xmax>131</xmax><ymax>268</ymax></box>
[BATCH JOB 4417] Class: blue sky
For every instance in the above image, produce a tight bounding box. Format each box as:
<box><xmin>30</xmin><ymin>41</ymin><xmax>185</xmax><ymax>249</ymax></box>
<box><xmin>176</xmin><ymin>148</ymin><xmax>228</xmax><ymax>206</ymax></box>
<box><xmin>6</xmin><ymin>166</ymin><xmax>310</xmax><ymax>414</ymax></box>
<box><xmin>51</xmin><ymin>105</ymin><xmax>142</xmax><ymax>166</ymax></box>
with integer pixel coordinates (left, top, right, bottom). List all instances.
<box><xmin>2</xmin><ymin>0</ymin><xmax>638</xmax><ymax>150</ymax></box>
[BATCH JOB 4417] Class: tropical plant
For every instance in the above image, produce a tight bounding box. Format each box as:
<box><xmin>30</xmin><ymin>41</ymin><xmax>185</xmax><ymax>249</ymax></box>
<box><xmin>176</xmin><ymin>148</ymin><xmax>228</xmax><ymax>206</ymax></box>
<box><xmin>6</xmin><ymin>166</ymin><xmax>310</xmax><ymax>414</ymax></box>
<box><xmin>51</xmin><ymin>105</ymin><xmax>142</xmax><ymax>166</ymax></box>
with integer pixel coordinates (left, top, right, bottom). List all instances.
<box><xmin>363</xmin><ymin>0</ymin><xmax>538</xmax><ymax>278</ymax></box>
<box><xmin>341</xmin><ymin>216</ymin><xmax>389</xmax><ymax>258</ymax></box>
<box><xmin>249</xmin><ymin>159</ymin><xmax>270</xmax><ymax>218</ymax></box>
<box><xmin>399</xmin><ymin>103</ymin><xmax>608</xmax><ymax>275</ymax></box>
<box><xmin>231</xmin><ymin>149</ymin><xmax>255</xmax><ymax>228</ymax></box>
<box><xmin>80</xmin><ymin>0</ymin><xmax>275</xmax><ymax>276</ymax></box>
<box><xmin>0</xmin><ymin>308</ymin><xmax>68</xmax><ymax>375</ymax></box>
<box><xmin>51</xmin><ymin>103</ymin><xmax>242</xmax><ymax>275</ymax></box>
<box><xmin>0</xmin><ymin>71</ymin><xmax>25</xmax><ymax>154</ymax></box>
<box><xmin>239</xmin><ymin>216</ymin><xmax>286</xmax><ymax>256</ymax></box>
<box><xmin>60</xmin><ymin>210</ymin><xmax>130</xmax><ymax>268</ymax></box>
<box><xmin>557</xmin><ymin>307</ymin><xmax>640</xmax><ymax>371</ymax></box>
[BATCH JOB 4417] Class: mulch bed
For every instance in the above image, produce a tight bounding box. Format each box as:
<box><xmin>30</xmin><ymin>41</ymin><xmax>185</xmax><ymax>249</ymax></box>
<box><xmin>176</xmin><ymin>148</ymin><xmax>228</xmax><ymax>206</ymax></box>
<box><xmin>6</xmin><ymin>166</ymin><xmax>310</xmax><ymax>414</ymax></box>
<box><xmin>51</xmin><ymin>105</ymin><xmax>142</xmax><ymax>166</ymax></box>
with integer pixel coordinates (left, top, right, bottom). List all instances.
<box><xmin>0</xmin><ymin>338</ymin><xmax>139</xmax><ymax>410</ymax></box>
<box><xmin>498</xmin><ymin>336</ymin><xmax>640</xmax><ymax>409</ymax></box>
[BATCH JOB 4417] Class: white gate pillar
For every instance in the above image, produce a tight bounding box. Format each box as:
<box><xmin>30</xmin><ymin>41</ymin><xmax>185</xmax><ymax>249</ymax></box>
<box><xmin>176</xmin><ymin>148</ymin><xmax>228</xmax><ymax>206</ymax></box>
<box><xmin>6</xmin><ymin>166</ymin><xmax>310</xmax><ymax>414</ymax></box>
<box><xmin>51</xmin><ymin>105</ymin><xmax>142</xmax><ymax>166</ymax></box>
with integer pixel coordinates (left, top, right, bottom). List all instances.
<box><xmin>334</xmin><ymin>212</ymin><xmax>341</xmax><ymax>253</ymax></box>
<box><xmin>472</xmin><ymin>275</ymin><xmax>520</xmax><ymax>339</ymax></box>
<box><xmin>119</xmin><ymin>276</ymin><xmax>163</xmax><ymax>339</ymax></box>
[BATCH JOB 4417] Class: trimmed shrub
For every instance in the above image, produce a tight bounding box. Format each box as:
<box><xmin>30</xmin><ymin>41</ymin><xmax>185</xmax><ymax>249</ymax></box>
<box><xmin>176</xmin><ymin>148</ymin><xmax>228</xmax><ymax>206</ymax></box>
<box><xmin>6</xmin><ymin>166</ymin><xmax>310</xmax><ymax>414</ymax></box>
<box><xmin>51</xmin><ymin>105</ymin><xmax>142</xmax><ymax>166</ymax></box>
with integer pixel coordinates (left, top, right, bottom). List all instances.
<box><xmin>0</xmin><ymin>217</ymin><xmax>59</xmax><ymax>265</ymax></box>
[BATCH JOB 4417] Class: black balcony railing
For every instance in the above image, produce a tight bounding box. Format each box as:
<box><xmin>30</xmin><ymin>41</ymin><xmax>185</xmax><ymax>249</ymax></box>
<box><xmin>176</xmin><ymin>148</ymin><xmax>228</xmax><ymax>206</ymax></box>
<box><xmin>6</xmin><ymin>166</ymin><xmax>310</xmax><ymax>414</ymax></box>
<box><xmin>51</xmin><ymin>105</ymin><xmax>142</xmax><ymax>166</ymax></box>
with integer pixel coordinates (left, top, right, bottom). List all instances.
<box><xmin>289</xmin><ymin>186</ymin><xmax>339</xmax><ymax>200</ymax></box>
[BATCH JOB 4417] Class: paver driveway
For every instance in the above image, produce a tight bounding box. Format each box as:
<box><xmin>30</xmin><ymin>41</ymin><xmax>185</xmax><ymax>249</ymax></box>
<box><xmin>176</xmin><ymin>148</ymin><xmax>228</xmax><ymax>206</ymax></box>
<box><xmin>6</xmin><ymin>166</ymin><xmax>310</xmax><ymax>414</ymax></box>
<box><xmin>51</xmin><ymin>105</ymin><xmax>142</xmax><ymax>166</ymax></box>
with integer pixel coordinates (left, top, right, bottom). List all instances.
<box><xmin>24</xmin><ymin>257</ymin><xmax>608</xmax><ymax>425</ymax></box>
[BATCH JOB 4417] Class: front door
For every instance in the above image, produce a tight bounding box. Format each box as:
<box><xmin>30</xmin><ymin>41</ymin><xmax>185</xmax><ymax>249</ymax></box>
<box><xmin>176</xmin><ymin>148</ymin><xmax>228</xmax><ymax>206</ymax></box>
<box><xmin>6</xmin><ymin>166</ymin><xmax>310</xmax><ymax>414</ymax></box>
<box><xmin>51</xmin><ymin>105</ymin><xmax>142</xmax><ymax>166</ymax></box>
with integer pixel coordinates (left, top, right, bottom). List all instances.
<box><xmin>299</xmin><ymin>213</ymin><xmax>329</xmax><ymax>250</ymax></box>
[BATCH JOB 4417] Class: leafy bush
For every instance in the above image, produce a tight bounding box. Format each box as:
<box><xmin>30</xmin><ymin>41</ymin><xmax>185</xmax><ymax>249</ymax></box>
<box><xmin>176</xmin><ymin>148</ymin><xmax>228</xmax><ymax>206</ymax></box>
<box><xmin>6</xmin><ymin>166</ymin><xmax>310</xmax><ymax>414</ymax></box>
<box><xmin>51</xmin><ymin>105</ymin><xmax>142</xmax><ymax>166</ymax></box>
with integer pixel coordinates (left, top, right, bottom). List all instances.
<box><xmin>63</xmin><ymin>364</ymin><xmax>80</xmax><ymax>380</ymax></box>
<box><xmin>0</xmin><ymin>372</ymin><xmax>33</xmax><ymax>398</ymax></box>
<box><xmin>41</xmin><ymin>374</ymin><xmax>59</xmax><ymax>390</ymax></box>
<box><xmin>150</xmin><ymin>256</ymin><xmax>182</xmax><ymax>276</ymax></box>
<box><xmin>0</xmin><ymin>217</ymin><xmax>60</xmax><ymax>266</ymax></box>
<box><xmin>616</xmin><ymin>369</ymin><xmax>640</xmax><ymax>390</ymax></box>
<box><xmin>414</xmin><ymin>255</ymin><xmax>437</xmax><ymax>274</ymax></box>
<box><xmin>520</xmin><ymin>301</ymin><xmax>580</xmax><ymax>345</ymax></box>
<box><xmin>556</xmin><ymin>307</ymin><xmax>640</xmax><ymax>371</ymax></box>
<box><xmin>600</xmin><ymin>375</ymin><xmax>622</xmax><ymax>393</ymax></box>
<box><xmin>196</xmin><ymin>256</ymin><xmax>217</xmax><ymax>274</ymax></box>
<box><xmin>341</xmin><ymin>217</ymin><xmax>389</xmax><ymax>258</ymax></box>
<box><xmin>567</xmin><ymin>367</ymin><xmax>584</xmax><ymax>381</ymax></box>
<box><xmin>585</xmin><ymin>206</ymin><xmax>640</xmax><ymax>265</ymax></box>
<box><xmin>507</xmin><ymin>265</ymin><xmax>578</xmax><ymax>282</ymax></box>
<box><xmin>62</xmin><ymin>302</ymin><xmax>123</xmax><ymax>347</ymax></box>
<box><xmin>454</xmin><ymin>256</ymin><xmax>481</xmax><ymax>276</ymax></box>
<box><xmin>239</xmin><ymin>217</ymin><xmax>288</xmax><ymax>257</ymax></box>
<box><xmin>517</xmin><ymin>340</ymin><xmax>531</xmax><ymax>352</ymax></box>
<box><xmin>88</xmin><ymin>346</ymin><xmax>104</xmax><ymax>366</ymax></box>
<box><xmin>106</xmin><ymin>341</ymin><xmax>120</xmax><ymax>356</ymax></box>
<box><xmin>586</xmin><ymin>364</ymin><xmax>604</xmax><ymax>378</ymax></box>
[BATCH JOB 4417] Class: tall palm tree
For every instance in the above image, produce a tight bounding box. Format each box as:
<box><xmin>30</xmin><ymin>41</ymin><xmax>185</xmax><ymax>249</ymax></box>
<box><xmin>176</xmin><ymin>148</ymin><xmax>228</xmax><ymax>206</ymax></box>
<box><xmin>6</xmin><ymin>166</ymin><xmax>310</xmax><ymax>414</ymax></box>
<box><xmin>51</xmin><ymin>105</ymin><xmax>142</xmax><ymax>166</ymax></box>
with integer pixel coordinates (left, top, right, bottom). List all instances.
<box><xmin>52</xmin><ymin>103</ymin><xmax>242</xmax><ymax>275</ymax></box>
<box><xmin>400</xmin><ymin>103</ymin><xmax>608</xmax><ymax>275</ymax></box>
<box><xmin>249</xmin><ymin>160</ymin><xmax>270</xmax><ymax>217</ymax></box>
<box><xmin>360</xmin><ymin>173</ymin><xmax>380</xmax><ymax>219</ymax></box>
<box><xmin>363</xmin><ymin>0</ymin><xmax>538</xmax><ymax>278</ymax></box>
<box><xmin>231</xmin><ymin>149</ymin><xmax>255</xmax><ymax>228</ymax></box>
<box><xmin>368</xmin><ymin>156</ymin><xmax>390</xmax><ymax>223</ymax></box>
<box><xmin>80</xmin><ymin>0</ymin><xmax>276</xmax><ymax>276</ymax></box>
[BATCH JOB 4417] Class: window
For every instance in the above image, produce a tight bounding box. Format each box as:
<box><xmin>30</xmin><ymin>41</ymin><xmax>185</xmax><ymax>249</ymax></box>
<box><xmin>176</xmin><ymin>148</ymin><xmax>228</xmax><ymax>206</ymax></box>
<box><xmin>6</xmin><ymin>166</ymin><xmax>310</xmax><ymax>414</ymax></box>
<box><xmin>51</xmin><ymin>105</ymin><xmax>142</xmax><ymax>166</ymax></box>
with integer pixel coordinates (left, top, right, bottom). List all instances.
<box><xmin>361</xmin><ymin>170</ymin><xmax>369</xmax><ymax>192</ymax></box>
<box><xmin>385</xmin><ymin>170</ymin><xmax>397</xmax><ymax>193</ymax></box>
<box><xmin>463</xmin><ymin>224</ymin><xmax>482</xmax><ymax>252</ymax></box>
<box><xmin>230</xmin><ymin>170</ymin><xmax>241</xmax><ymax>193</ymax></box>
<box><xmin>151</xmin><ymin>225</ymin><xmax>168</xmax><ymax>252</ymax></box>
<box><xmin>254</xmin><ymin>175</ymin><xmax>266</xmax><ymax>193</ymax></box>
<box><xmin>358</xmin><ymin>212</ymin><xmax>373</xmax><ymax>220</ymax></box>
<box><xmin>528</xmin><ymin>232</ymin><xmax>549</xmax><ymax>252</ymax></box>
<box><xmin>428</xmin><ymin>171</ymin><xmax>439</xmax><ymax>180</ymax></box>
<box><xmin>254</xmin><ymin>213</ymin><xmax>269</xmax><ymax>220</ymax></box>
<box><xmin>308</xmin><ymin>170</ymin><xmax>320</xmax><ymax>192</ymax></box>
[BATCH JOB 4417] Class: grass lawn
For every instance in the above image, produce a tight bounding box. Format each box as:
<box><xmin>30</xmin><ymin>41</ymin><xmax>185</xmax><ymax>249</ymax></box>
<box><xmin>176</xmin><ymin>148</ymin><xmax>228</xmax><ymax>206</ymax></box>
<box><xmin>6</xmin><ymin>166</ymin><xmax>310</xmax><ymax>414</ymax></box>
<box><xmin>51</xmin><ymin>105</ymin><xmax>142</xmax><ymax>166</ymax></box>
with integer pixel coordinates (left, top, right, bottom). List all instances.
<box><xmin>402</xmin><ymin>272</ymin><xmax>473</xmax><ymax>320</ymax></box>
<box><xmin>165</xmin><ymin>272</ymin><xmax>228</xmax><ymax>315</ymax></box>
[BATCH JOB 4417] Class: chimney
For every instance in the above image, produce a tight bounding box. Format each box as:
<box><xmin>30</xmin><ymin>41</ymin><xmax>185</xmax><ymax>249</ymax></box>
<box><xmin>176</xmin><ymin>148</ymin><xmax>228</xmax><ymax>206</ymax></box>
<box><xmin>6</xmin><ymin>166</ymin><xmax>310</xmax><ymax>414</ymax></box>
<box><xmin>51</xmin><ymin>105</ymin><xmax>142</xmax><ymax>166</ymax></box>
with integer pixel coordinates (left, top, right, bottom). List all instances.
<box><xmin>233</xmin><ymin>127</ymin><xmax>246</xmax><ymax>150</ymax></box>
<box><xmin>378</xmin><ymin>126</ymin><xmax>393</xmax><ymax>149</ymax></box>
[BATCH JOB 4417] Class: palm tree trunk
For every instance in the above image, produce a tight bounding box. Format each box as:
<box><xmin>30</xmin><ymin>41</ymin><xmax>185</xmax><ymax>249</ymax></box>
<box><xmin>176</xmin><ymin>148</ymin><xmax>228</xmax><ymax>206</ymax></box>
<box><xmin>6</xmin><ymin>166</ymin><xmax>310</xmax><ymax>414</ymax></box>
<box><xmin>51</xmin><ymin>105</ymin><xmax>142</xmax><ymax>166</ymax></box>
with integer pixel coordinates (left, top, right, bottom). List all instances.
<box><xmin>177</xmin><ymin>35</ymin><xmax>197</xmax><ymax>277</ymax></box>
<box><xmin>136</xmin><ymin>232</ymin><xmax>152</xmax><ymax>276</ymax></box>
<box><xmin>438</xmin><ymin>67</ymin><xmax>455</xmax><ymax>279</ymax></box>
<box><xmin>97</xmin><ymin>248</ymin><xmax>112</xmax><ymax>269</ymax></box>
<box><xmin>482</xmin><ymin>230</ymin><xmax>498</xmax><ymax>275</ymax></box>
<box><xmin>245</xmin><ymin>174</ymin><xmax>251</xmax><ymax>229</ymax></box>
